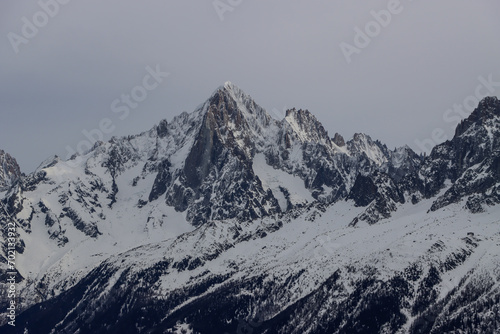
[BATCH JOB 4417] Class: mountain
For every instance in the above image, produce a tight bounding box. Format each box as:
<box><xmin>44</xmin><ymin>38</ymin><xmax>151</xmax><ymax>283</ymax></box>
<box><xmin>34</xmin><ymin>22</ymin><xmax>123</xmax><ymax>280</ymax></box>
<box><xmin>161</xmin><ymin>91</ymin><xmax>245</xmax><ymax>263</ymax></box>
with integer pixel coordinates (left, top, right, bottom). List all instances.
<box><xmin>0</xmin><ymin>150</ymin><xmax>21</xmax><ymax>191</ymax></box>
<box><xmin>1</xmin><ymin>84</ymin><xmax>499</xmax><ymax>333</ymax></box>
<box><xmin>423</xmin><ymin>96</ymin><xmax>500</xmax><ymax>212</ymax></box>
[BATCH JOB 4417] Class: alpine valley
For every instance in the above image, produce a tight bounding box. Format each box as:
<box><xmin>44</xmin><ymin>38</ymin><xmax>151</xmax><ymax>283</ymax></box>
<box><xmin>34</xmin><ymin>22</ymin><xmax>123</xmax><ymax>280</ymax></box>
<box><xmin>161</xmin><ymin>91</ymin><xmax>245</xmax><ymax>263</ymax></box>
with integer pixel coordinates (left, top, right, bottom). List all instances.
<box><xmin>1</xmin><ymin>82</ymin><xmax>500</xmax><ymax>333</ymax></box>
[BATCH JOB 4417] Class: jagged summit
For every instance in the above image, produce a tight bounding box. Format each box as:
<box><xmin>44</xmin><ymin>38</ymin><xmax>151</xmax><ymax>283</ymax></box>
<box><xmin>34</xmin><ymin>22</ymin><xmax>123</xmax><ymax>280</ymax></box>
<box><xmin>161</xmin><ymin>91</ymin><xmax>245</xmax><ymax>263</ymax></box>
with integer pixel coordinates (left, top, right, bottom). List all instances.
<box><xmin>455</xmin><ymin>95</ymin><xmax>500</xmax><ymax>137</ymax></box>
<box><xmin>422</xmin><ymin>95</ymin><xmax>500</xmax><ymax>212</ymax></box>
<box><xmin>332</xmin><ymin>132</ymin><xmax>345</xmax><ymax>147</ymax></box>
<box><xmin>0</xmin><ymin>149</ymin><xmax>21</xmax><ymax>191</ymax></box>
<box><xmin>211</xmin><ymin>81</ymin><xmax>251</xmax><ymax>105</ymax></box>
<box><xmin>346</xmin><ymin>133</ymin><xmax>388</xmax><ymax>165</ymax></box>
<box><xmin>214</xmin><ymin>80</ymin><xmax>236</xmax><ymax>91</ymax></box>
<box><xmin>283</xmin><ymin>108</ymin><xmax>333</xmax><ymax>146</ymax></box>
<box><xmin>1</xmin><ymin>83</ymin><xmax>427</xmax><ymax>235</ymax></box>
<box><xmin>1</xmin><ymin>85</ymin><xmax>500</xmax><ymax>333</ymax></box>
<box><xmin>207</xmin><ymin>81</ymin><xmax>273</xmax><ymax>128</ymax></box>
<box><xmin>477</xmin><ymin>95</ymin><xmax>499</xmax><ymax>111</ymax></box>
<box><xmin>223</xmin><ymin>80</ymin><xmax>237</xmax><ymax>91</ymax></box>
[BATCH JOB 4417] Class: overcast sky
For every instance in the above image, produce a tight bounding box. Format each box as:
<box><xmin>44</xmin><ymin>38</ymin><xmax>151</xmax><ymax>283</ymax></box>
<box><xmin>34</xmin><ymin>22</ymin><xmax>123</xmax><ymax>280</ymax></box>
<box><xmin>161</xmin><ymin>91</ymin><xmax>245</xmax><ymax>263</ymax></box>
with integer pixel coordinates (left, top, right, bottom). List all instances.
<box><xmin>1</xmin><ymin>0</ymin><xmax>500</xmax><ymax>172</ymax></box>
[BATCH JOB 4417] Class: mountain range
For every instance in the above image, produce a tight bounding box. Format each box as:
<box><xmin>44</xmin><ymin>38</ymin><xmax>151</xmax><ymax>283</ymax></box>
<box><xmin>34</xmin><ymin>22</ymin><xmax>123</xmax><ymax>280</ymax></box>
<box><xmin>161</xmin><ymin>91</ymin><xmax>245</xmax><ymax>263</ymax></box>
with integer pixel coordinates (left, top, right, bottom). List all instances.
<box><xmin>1</xmin><ymin>82</ymin><xmax>499</xmax><ymax>333</ymax></box>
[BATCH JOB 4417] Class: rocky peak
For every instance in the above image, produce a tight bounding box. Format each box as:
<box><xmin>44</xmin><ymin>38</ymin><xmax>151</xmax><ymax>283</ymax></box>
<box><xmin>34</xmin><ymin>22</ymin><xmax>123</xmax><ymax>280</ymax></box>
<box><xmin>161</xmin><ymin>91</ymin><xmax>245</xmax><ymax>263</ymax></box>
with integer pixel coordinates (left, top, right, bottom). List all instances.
<box><xmin>455</xmin><ymin>96</ymin><xmax>500</xmax><ymax>137</ymax></box>
<box><xmin>406</xmin><ymin>96</ymin><xmax>500</xmax><ymax>212</ymax></box>
<box><xmin>156</xmin><ymin>119</ymin><xmax>169</xmax><ymax>138</ymax></box>
<box><xmin>207</xmin><ymin>82</ymin><xmax>274</xmax><ymax>137</ymax></box>
<box><xmin>283</xmin><ymin>108</ymin><xmax>332</xmax><ymax>145</ymax></box>
<box><xmin>347</xmin><ymin>133</ymin><xmax>389</xmax><ymax>166</ymax></box>
<box><xmin>157</xmin><ymin>83</ymin><xmax>283</xmax><ymax>225</ymax></box>
<box><xmin>348</xmin><ymin>133</ymin><xmax>372</xmax><ymax>148</ymax></box>
<box><xmin>477</xmin><ymin>95</ymin><xmax>500</xmax><ymax>114</ymax></box>
<box><xmin>0</xmin><ymin>149</ymin><xmax>21</xmax><ymax>191</ymax></box>
<box><xmin>332</xmin><ymin>133</ymin><xmax>345</xmax><ymax>147</ymax></box>
<box><xmin>429</xmin><ymin>97</ymin><xmax>500</xmax><ymax>170</ymax></box>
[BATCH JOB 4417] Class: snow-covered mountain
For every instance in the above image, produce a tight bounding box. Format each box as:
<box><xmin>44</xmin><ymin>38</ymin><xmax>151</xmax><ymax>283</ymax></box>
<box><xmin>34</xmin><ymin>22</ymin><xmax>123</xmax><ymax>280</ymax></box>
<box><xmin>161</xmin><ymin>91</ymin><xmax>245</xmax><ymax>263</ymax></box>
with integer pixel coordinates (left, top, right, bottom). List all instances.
<box><xmin>1</xmin><ymin>83</ymin><xmax>499</xmax><ymax>333</ymax></box>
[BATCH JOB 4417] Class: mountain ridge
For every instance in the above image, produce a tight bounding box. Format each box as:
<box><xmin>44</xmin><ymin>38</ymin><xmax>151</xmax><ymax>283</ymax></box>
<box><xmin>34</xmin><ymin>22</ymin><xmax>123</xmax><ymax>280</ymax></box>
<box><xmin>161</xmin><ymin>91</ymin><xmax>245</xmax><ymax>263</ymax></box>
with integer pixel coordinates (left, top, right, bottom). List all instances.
<box><xmin>1</xmin><ymin>83</ymin><xmax>500</xmax><ymax>333</ymax></box>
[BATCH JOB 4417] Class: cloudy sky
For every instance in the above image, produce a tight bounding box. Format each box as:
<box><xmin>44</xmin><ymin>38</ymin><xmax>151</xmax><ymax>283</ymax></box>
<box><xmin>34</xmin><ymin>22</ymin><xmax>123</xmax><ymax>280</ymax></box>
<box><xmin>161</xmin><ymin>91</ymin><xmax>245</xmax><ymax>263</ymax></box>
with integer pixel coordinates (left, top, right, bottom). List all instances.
<box><xmin>1</xmin><ymin>0</ymin><xmax>500</xmax><ymax>172</ymax></box>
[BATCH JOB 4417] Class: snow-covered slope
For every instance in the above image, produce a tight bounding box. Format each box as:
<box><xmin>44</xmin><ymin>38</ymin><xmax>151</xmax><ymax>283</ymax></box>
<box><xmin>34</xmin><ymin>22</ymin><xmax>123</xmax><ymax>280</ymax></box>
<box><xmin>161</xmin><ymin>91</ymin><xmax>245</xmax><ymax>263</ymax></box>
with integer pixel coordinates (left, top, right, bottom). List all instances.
<box><xmin>5</xmin><ymin>199</ymin><xmax>500</xmax><ymax>333</ymax></box>
<box><xmin>1</xmin><ymin>85</ymin><xmax>499</xmax><ymax>333</ymax></box>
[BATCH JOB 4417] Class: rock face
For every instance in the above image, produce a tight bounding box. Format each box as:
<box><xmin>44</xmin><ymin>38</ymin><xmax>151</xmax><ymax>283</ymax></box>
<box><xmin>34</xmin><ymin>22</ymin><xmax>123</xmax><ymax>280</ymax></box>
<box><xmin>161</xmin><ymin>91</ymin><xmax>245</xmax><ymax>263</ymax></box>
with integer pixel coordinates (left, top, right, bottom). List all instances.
<box><xmin>413</xmin><ymin>96</ymin><xmax>500</xmax><ymax>212</ymax></box>
<box><xmin>348</xmin><ymin>171</ymin><xmax>405</xmax><ymax>226</ymax></box>
<box><xmin>1</xmin><ymin>84</ymin><xmax>500</xmax><ymax>333</ymax></box>
<box><xmin>0</xmin><ymin>150</ymin><xmax>21</xmax><ymax>191</ymax></box>
<box><xmin>165</xmin><ymin>84</ymin><xmax>282</xmax><ymax>226</ymax></box>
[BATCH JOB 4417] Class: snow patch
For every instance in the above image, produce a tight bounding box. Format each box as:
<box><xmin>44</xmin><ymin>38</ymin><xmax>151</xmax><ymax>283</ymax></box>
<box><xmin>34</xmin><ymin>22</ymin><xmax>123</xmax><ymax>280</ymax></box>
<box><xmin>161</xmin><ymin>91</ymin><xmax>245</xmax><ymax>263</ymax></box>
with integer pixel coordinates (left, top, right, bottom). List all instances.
<box><xmin>252</xmin><ymin>153</ymin><xmax>313</xmax><ymax>208</ymax></box>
